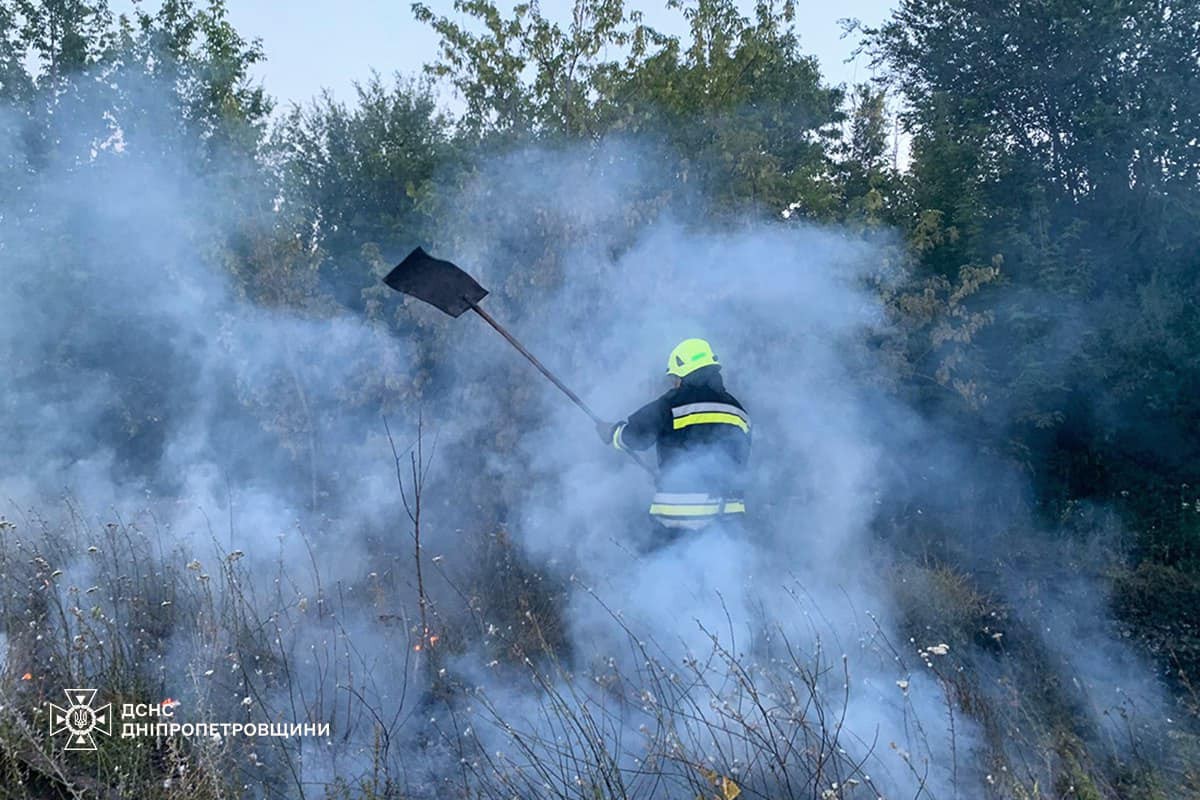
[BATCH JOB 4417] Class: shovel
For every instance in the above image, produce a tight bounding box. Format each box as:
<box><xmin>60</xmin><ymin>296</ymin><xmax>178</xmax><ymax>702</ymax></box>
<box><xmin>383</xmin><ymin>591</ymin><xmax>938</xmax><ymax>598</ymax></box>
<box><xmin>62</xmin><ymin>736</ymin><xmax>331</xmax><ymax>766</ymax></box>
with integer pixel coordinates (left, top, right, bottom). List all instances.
<box><xmin>384</xmin><ymin>247</ymin><xmax>655</xmax><ymax>475</ymax></box>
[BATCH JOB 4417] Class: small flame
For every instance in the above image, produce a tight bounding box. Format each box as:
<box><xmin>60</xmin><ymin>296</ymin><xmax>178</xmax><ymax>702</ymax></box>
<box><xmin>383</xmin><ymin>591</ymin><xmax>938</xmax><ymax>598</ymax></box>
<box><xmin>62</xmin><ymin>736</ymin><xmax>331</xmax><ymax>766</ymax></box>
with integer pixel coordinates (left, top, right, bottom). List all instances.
<box><xmin>413</xmin><ymin>627</ymin><xmax>439</xmax><ymax>652</ymax></box>
<box><xmin>21</xmin><ymin>672</ymin><xmax>32</xmax><ymax>681</ymax></box>
<box><xmin>161</xmin><ymin>697</ymin><xmax>180</xmax><ymax>708</ymax></box>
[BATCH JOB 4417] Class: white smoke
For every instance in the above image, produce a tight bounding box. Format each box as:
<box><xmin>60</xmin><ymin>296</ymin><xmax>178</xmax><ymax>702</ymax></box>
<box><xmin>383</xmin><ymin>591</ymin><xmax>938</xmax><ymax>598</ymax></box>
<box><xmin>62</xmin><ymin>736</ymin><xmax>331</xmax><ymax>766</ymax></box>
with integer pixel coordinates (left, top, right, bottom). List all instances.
<box><xmin>0</xmin><ymin>68</ymin><xmax>1175</xmax><ymax>799</ymax></box>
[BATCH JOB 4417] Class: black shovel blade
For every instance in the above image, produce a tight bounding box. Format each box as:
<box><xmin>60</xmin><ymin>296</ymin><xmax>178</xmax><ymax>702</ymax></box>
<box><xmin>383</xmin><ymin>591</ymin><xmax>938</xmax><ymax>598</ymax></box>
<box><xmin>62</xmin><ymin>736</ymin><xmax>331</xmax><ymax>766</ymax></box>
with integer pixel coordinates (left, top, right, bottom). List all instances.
<box><xmin>383</xmin><ymin>247</ymin><xmax>489</xmax><ymax>318</ymax></box>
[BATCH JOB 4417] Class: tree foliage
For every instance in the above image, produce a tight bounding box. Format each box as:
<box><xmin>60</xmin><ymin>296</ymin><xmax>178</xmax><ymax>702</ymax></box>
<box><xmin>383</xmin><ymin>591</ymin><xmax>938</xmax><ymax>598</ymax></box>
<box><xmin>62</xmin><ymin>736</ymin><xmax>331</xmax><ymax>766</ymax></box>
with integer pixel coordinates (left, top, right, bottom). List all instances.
<box><xmin>272</xmin><ymin>75</ymin><xmax>450</xmax><ymax>305</ymax></box>
<box><xmin>869</xmin><ymin>0</ymin><xmax>1200</xmax><ymax>561</ymax></box>
<box><xmin>1</xmin><ymin>0</ymin><xmax>271</xmax><ymax>480</ymax></box>
<box><xmin>414</xmin><ymin>0</ymin><xmax>845</xmax><ymax>215</ymax></box>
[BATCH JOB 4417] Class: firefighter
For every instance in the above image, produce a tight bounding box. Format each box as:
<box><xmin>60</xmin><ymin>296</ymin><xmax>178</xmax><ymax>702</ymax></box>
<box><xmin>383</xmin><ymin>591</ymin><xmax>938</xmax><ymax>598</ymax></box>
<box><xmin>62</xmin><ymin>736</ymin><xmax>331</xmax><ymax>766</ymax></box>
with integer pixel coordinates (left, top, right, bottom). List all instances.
<box><xmin>597</xmin><ymin>338</ymin><xmax>750</xmax><ymax>539</ymax></box>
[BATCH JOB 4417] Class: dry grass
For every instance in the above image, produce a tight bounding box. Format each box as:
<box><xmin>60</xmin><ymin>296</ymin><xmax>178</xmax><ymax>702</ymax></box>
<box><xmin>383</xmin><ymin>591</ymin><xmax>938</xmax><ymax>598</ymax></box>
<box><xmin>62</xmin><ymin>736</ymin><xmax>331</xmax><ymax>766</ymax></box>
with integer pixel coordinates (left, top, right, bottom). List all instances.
<box><xmin>1</xmin><ymin>504</ymin><xmax>1197</xmax><ymax>799</ymax></box>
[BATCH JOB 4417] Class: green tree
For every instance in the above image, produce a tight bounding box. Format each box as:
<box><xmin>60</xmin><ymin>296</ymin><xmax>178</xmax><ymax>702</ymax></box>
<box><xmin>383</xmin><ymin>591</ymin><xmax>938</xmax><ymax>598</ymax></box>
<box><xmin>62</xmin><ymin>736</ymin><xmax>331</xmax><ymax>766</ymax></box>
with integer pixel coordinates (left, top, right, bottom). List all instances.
<box><xmin>11</xmin><ymin>0</ymin><xmax>114</xmax><ymax>80</ymax></box>
<box><xmin>111</xmin><ymin>0</ymin><xmax>271</xmax><ymax>160</ymax></box>
<box><xmin>834</xmin><ymin>83</ymin><xmax>901</xmax><ymax>225</ymax></box>
<box><xmin>869</xmin><ymin>0</ymin><xmax>1200</xmax><ymax>557</ymax></box>
<box><xmin>271</xmin><ymin>75</ymin><xmax>450</xmax><ymax>307</ymax></box>
<box><xmin>415</xmin><ymin>0</ymin><xmax>845</xmax><ymax>216</ymax></box>
<box><xmin>1</xmin><ymin>0</ymin><xmax>274</xmax><ymax>480</ymax></box>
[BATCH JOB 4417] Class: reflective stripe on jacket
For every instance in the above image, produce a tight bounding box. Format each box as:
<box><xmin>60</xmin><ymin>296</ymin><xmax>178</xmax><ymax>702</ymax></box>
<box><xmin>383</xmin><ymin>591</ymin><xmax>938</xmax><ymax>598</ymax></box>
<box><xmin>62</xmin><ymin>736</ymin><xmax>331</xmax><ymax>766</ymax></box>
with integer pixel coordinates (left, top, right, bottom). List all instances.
<box><xmin>609</xmin><ymin>365</ymin><xmax>750</xmax><ymax>528</ymax></box>
<box><xmin>670</xmin><ymin>401</ymin><xmax>750</xmax><ymax>433</ymax></box>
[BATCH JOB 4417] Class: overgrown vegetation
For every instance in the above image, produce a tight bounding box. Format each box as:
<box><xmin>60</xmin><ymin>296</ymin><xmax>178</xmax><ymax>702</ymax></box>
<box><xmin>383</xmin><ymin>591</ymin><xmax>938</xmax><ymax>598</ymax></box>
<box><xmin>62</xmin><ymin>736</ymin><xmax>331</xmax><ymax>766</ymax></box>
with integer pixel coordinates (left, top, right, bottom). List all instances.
<box><xmin>1</xmin><ymin>0</ymin><xmax>1198</xmax><ymax>797</ymax></box>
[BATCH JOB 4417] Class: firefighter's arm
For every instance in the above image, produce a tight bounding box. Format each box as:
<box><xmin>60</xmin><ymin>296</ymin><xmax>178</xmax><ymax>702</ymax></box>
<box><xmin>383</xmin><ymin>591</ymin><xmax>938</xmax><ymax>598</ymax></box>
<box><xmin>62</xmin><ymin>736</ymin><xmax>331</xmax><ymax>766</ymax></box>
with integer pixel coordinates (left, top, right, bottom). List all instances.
<box><xmin>611</xmin><ymin>396</ymin><xmax>668</xmax><ymax>452</ymax></box>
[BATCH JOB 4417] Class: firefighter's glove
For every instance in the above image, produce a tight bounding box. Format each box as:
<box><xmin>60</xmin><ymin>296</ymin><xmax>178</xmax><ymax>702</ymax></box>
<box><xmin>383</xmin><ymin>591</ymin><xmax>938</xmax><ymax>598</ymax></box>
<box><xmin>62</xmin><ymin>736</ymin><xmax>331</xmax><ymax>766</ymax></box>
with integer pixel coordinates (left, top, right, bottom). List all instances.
<box><xmin>595</xmin><ymin>420</ymin><xmax>617</xmax><ymax>445</ymax></box>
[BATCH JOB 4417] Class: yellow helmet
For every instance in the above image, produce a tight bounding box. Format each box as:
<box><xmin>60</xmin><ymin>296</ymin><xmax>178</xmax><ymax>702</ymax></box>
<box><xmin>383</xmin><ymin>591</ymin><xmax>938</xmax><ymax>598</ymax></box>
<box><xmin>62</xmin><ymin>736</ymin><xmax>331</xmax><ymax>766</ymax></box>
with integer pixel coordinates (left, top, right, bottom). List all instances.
<box><xmin>666</xmin><ymin>338</ymin><xmax>719</xmax><ymax>378</ymax></box>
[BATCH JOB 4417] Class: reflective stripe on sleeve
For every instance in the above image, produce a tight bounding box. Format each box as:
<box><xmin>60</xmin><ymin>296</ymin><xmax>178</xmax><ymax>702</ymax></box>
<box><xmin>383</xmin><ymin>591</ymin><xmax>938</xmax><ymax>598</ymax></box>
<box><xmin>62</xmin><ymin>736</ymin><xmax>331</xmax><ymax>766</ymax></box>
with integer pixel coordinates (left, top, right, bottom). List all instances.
<box><xmin>611</xmin><ymin>422</ymin><xmax>626</xmax><ymax>451</ymax></box>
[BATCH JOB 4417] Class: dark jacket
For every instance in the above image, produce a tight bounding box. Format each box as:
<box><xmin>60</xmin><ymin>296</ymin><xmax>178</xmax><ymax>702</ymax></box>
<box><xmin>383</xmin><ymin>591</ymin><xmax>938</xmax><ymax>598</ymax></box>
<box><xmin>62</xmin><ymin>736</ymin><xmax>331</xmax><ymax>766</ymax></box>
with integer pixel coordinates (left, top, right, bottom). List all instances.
<box><xmin>611</xmin><ymin>365</ymin><xmax>750</xmax><ymax>498</ymax></box>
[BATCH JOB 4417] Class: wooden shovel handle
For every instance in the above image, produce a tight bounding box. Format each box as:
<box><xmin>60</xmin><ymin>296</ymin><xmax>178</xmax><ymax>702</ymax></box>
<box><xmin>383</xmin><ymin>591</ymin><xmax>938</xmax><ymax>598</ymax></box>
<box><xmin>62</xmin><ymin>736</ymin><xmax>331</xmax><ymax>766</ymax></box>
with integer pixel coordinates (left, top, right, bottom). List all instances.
<box><xmin>465</xmin><ymin>299</ymin><xmax>656</xmax><ymax>476</ymax></box>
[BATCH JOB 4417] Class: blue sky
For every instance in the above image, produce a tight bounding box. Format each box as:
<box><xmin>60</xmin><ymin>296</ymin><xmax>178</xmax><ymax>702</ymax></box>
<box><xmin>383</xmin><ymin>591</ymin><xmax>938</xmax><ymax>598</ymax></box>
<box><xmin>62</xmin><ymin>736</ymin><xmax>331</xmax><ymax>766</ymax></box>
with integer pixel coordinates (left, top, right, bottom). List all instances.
<box><xmin>112</xmin><ymin>0</ymin><xmax>896</xmax><ymax>110</ymax></box>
